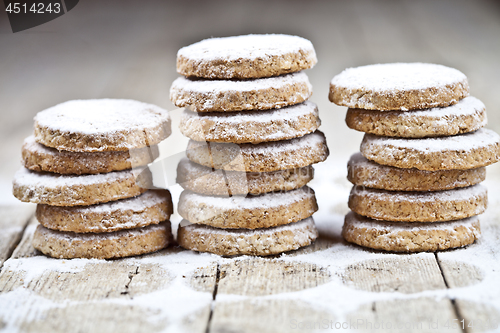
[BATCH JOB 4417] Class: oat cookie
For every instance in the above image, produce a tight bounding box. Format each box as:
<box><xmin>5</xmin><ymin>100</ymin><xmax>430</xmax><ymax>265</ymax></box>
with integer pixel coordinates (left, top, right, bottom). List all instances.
<box><xmin>34</xmin><ymin>99</ymin><xmax>171</xmax><ymax>152</ymax></box>
<box><xmin>346</xmin><ymin>96</ymin><xmax>486</xmax><ymax>138</ymax></box>
<box><xmin>33</xmin><ymin>221</ymin><xmax>172</xmax><ymax>259</ymax></box>
<box><xmin>178</xmin><ymin>217</ymin><xmax>318</xmax><ymax>256</ymax></box>
<box><xmin>176</xmin><ymin>34</ymin><xmax>317</xmax><ymax>79</ymax></box>
<box><xmin>186</xmin><ymin>131</ymin><xmax>328</xmax><ymax>172</ymax></box>
<box><xmin>22</xmin><ymin>136</ymin><xmax>159</xmax><ymax>175</ymax></box>
<box><xmin>329</xmin><ymin>63</ymin><xmax>469</xmax><ymax>111</ymax></box>
<box><xmin>13</xmin><ymin>167</ymin><xmax>151</xmax><ymax>206</ymax></box>
<box><xmin>180</xmin><ymin>101</ymin><xmax>320</xmax><ymax>143</ymax></box>
<box><xmin>348</xmin><ymin>153</ymin><xmax>485</xmax><ymax>191</ymax></box>
<box><xmin>177</xmin><ymin>158</ymin><xmax>313</xmax><ymax>196</ymax></box>
<box><xmin>361</xmin><ymin>128</ymin><xmax>500</xmax><ymax>171</ymax></box>
<box><xmin>36</xmin><ymin>190</ymin><xmax>173</xmax><ymax>233</ymax></box>
<box><xmin>342</xmin><ymin>212</ymin><xmax>480</xmax><ymax>252</ymax></box>
<box><xmin>170</xmin><ymin>72</ymin><xmax>312</xmax><ymax>112</ymax></box>
<box><xmin>178</xmin><ymin>186</ymin><xmax>317</xmax><ymax>229</ymax></box>
<box><xmin>349</xmin><ymin>184</ymin><xmax>487</xmax><ymax>222</ymax></box>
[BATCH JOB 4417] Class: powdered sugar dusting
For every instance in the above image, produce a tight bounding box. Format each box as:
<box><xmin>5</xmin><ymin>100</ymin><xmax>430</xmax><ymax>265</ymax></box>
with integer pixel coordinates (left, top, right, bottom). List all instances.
<box><xmin>54</xmin><ymin>190</ymin><xmax>170</xmax><ymax>214</ymax></box>
<box><xmin>183</xmin><ymin>216</ymin><xmax>315</xmax><ymax>235</ymax></box>
<box><xmin>172</xmin><ymin>72</ymin><xmax>311</xmax><ymax>94</ymax></box>
<box><xmin>34</xmin><ymin>99</ymin><xmax>170</xmax><ymax>135</ymax></box>
<box><xmin>178</xmin><ymin>34</ymin><xmax>315</xmax><ymax>62</ymax></box>
<box><xmin>13</xmin><ymin>167</ymin><xmax>143</xmax><ymax>188</ymax></box>
<box><xmin>36</xmin><ymin>222</ymin><xmax>168</xmax><ymax>242</ymax></box>
<box><xmin>345</xmin><ymin>211</ymin><xmax>480</xmax><ymax>232</ymax></box>
<box><xmin>363</xmin><ymin>128</ymin><xmax>500</xmax><ymax>152</ymax></box>
<box><xmin>384</xmin><ymin>96</ymin><xmax>485</xmax><ymax>118</ymax></box>
<box><xmin>182</xmin><ymin>100</ymin><xmax>317</xmax><ymax>124</ymax></box>
<box><xmin>180</xmin><ymin>186</ymin><xmax>314</xmax><ymax>210</ymax></box>
<box><xmin>352</xmin><ymin>184</ymin><xmax>487</xmax><ymax>203</ymax></box>
<box><xmin>331</xmin><ymin>63</ymin><xmax>468</xmax><ymax>92</ymax></box>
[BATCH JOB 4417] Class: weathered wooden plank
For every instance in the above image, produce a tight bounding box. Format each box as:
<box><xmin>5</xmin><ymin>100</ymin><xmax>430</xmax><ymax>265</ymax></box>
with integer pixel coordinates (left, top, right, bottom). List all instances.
<box><xmin>347</xmin><ymin>298</ymin><xmax>462</xmax><ymax>333</ymax></box>
<box><xmin>0</xmin><ymin>205</ymin><xmax>34</xmax><ymax>268</ymax></box>
<box><xmin>341</xmin><ymin>255</ymin><xmax>447</xmax><ymax>293</ymax></box>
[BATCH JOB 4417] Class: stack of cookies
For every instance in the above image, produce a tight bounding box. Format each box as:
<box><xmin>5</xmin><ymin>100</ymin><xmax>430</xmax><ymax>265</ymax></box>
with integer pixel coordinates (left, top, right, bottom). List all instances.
<box><xmin>170</xmin><ymin>34</ymin><xmax>329</xmax><ymax>256</ymax></box>
<box><xmin>12</xmin><ymin>99</ymin><xmax>174</xmax><ymax>259</ymax></box>
<box><xmin>329</xmin><ymin>63</ymin><xmax>500</xmax><ymax>252</ymax></box>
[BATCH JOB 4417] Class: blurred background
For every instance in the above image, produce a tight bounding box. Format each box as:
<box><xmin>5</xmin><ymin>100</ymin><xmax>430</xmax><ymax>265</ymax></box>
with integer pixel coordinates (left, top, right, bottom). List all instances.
<box><xmin>1</xmin><ymin>0</ymin><xmax>499</xmax><ymax>225</ymax></box>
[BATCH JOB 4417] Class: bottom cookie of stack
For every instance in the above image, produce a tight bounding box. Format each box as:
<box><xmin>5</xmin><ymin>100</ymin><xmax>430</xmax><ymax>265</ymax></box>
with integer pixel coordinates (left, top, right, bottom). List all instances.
<box><xmin>342</xmin><ymin>212</ymin><xmax>480</xmax><ymax>253</ymax></box>
<box><xmin>178</xmin><ymin>217</ymin><xmax>317</xmax><ymax>256</ymax></box>
<box><xmin>33</xmin><ymin>189</ymin><xmax>174</xmax><ymax>259</ymax></box>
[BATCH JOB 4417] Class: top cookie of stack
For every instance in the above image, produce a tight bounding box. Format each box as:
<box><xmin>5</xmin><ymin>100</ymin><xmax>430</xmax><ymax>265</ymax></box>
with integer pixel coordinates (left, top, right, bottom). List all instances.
<box><xmin>329</xmin><ymin>63</ymin><xmax>500</xmax><ymax>253</ymax></box>
<box><xmin>170</xmin><ymin>34</ymin><xmax>329</xmax><ymax>256</ymax></box>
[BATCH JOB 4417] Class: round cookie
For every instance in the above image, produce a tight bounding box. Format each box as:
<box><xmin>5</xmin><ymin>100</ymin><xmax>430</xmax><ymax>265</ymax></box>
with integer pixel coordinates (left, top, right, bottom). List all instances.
<box><xmin>34</xmin><ymin>99</ymin><xmax>171</xmax><ymax>152</ymax></box>
<box><xmin>342</xmin><ymin>212</ymin><xmax>480</xmax><ymax>253</ymax></box>
<box><xmin>32</xmin><ymin>222</ymin><xmax>172</xmax><ymax>259</ymax></box>
<box><xmin>347</xmin><ymin>153</ymin><xmax>486</xmax><ymax>192</ymax></box>
<box><xmin>348</xmin><ymin>184</ymin><xmax>487</xmax><ymax>222</ymax></box>
<box><xmin>346</xmin><ymin>96</ymin><xmax>486</xmax><ymax>138</ymax></box>
<box><xmin>177</xmin><ymin>217</ymin><xmax>318</xmax><ymax>256</ymax></box>
<box><xmin>178</xmin><ymin>186</ymin><xmax>317</xmax><ymax>229</ymax></box>
<box><xmin>177</xmin><ymin>158</ymin><xmax>314</xmax><ymax>196</ymax></box>
<box><xmin>22</xmin><ymin>136</ymin><xmax>159</xmax><ymax>175</ymax></box>
<box><xmin>176</xmin><ymin>34</ymin><xmax>317</xmax><ymax>79</ymax></box>
<box><xmin>361</xmin><ymin>128</ymin><xmax>500</xmax><ymax>171</ymax></box>
<box><xmin>329</xmin><ymin>63</ymin><xmax>469</xmax><ymax>111</ymax></box>
<box><xmin>170</xmin><ymin>72</ymin><xmax>312</xmax><ymax>112</ymax></box>
<box><xmin>186</xmin><ymin>131</ymin><xmax>329</xmax><ymax>172</ymax></box>
<box><xmin>13</xmin><ymin>167</ymin><xmax>151</xmax><ymax>206</ymax></box>
<box><xmin>180</xmin><ymin>101</ymin><xmax>320</xmax><ymax>144</ymax></box>
<box><xmin>36</xmin><ymin>190</ymin><xmax>173</xmax><ymax>233</ymax></box>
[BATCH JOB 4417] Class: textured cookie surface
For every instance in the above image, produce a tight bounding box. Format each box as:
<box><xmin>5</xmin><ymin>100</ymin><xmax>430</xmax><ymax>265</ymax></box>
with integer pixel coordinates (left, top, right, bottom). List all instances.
<box><xmin>177</xmin><ymin>34</ymin><xmax>317</xmax><ymax>79</ymax></box>
<box><xmin>36</xmin><ymin>190</ymin><xmax>173</xmax><ymax>233</ymax></box>
<box><xmin>34</xmin><ymin>99</ymin><xmax>171</xmax><ymax>152</ymax></box>
<box><xmin>178</xmin><ymin>186</ymin><xmax>317</xmax><ymax>229</ymax></box>
<box><xmin>178</xmin><ymin>217</ymin><xmax>318</xmax><ymax>256</ymax></box>
<box><xmin>180</xmin><ymin>101</ymin><xmax>320</xmax><ymax>143</ymax></box>
<box><xmin>346</xmin><ymin>96</ymin><xmax>486</xmax><ymax>138</ymax></box>
<box><xmin>349</xmin><ymin>184</ymin><xmax>487</xmax><ymax>222</ymax></box>
<box><xmin>13</xmin><ymin>167</ymin><xmax>150</xmax><ymax>206</ymax></box>
<box><xmin>170</xmin><ymin>72</ymin><xmax>312</xmax><ymax>112</ymax></box>
<box><xmin>177</xmin><ymin>158</ymin><xmax>313</xmax><ymax>196</ymax></box>
<box><xmin>348</xmin><ymin>153</ymin><xmax>485</xmax><ymax>191</ymax></box>
<box><xmin>22</xmin><ymin>136</ymin><xmax>159</xmax><ymax>175</ymax></box>
<box><xmin>186</xmin><ymin>131</ymin><xmax>329</xmax><ymax>172</ymax></box>
<box><xmin>329</xmin><ymin>63</ymin><xmax>469</xmax><ymax>111</ymax></box>
<box><xmin>361</xmin><ymin>128</ymin><xmax>500</xmax><ymax>171</ymax></box>
<box><xmin>342</xmin><ymin>212</ymin><xmax>480</xmax><ymax>253</ymax></box>
<box><xmin>33</xmin><ymin>221</ymin><xmax>172</xmax><ymax>259</ymax></box>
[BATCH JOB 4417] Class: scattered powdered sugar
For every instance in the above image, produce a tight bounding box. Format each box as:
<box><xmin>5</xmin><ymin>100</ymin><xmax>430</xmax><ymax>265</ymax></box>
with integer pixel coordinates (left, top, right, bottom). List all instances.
<box><xmin>331</xmin><ymin>63</ymin><xmax>467</xmax><ymax>92</ymax></box>
<box><xmin>182</xmin><ymin>100</ymin><xmax>317</xmax><ymax>124</ymax></box>
<box><xmin>56</xmin><ymin>190</ymin><xmax>169</xmax><ymax>214</ymax></box>
<box><xmin>13</xmin><ymin>167</ymin><xmax>143</xmax><ymax>188</ymax></box>
<box><xmin>171</xmin><ymin>71</ymin><xmax>311</xmax><ymax>93</ymax></box>
<box><xmin>364</xmin><ymin>128</ymin><xmax>500</xmax><ymax>152</ymax></box>
<box><xmin>182</xmin><ymin>217</ymin><xmax>315</xmax><ymax>236</ymax></box>
<box><xmin>345</xmin><ymin>211</ymin><xmax>480</xmax><ymax>232</ymax></box>
<box><xmin>34</xmin><ymin>99</ymin><xmax>170</xmax><ymax>135</ymax></box>
<box><xmin>181</xmin><ymin>186</ymin><xmax>313</xmax><ymax>210</ymax></box>
<box><xmin>177</xmin><ymin>34</ymin><xmax>315</xmax><ymax>61</ymax></box>
<box><xmin>352</xmin><ymin>184</ymin><xmax>487</xmax><ymax>203</ymax></box>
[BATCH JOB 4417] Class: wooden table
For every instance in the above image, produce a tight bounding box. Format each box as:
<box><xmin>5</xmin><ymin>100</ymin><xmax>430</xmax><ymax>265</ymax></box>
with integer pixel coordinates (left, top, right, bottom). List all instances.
<box><xmin>1</xmin><ymin>1</ymin><xmax>500</xmax><ymax>332</ymax></box>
